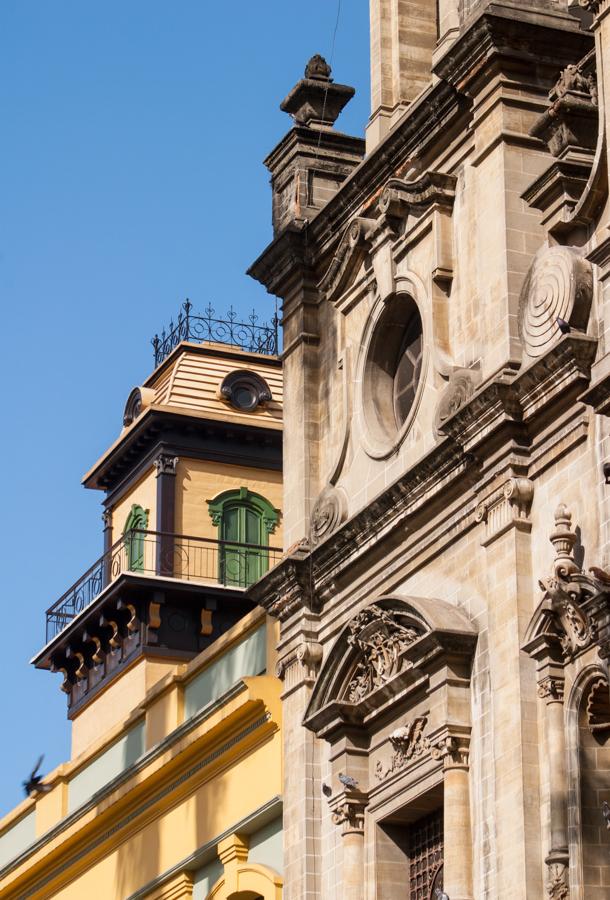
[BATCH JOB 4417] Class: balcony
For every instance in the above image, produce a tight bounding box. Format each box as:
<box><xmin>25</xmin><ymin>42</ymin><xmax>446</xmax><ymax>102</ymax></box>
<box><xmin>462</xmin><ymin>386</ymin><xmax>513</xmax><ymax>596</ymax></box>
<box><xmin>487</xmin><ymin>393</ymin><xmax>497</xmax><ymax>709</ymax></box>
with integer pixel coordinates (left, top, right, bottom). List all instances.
<box><xmin>45</xmin><ymin>529</ymin><xmax>283</xmax><ymax>643</ymax></box>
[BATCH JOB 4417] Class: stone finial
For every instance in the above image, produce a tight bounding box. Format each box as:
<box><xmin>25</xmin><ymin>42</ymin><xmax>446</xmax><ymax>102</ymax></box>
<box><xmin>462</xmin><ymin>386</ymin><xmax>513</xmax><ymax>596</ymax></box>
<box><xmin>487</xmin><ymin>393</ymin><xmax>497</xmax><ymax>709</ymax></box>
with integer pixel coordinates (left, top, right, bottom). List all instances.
<box><xmin>305</xmin><ymin>54</ymin><xmax>331</xmax><ymax>81</ymax></box>
<box><xmin>550</xmin><ymin>504</ymin><xmax>580</xmax><ymax>578</ymax></box>
<box><xmin>280</xmin><ymin>57</ymin><xmax>355</xmax><ymax>128</ymax></box>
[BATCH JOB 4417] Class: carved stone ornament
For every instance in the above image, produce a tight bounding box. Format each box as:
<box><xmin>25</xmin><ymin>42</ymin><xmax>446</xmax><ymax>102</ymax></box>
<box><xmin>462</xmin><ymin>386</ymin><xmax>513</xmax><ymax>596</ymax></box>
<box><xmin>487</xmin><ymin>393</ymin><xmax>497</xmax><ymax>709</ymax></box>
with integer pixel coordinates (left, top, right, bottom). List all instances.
<box><xmin>304</xmin><ymin>54</ymin><xmax>331</xmax><ymax>81</ymax></box>
<box><xmin>537</xmin><ymin>677</ymin><xmax>565</xmax><ymax>702</ymax></box>
<box><xmin>318</xmin><ymin>216</ymin><xmax>377</xmax><ymax>303</ymax></box>
<box><xmin>546</xmin><ymin>861</ymin><xmax>569</xmax><ymax>900</ymax></box>
<box><xmin>431</xmin><ymin>735</ymin><xmax>470</xmax><ymax>769</ymax></box>
<box><xmin>310</xmin><ymin>485</ymin><xmax>348</xmax><ymax>546</ymax></box>
<box><xmin>154</xmin><ymin>454</ymin><xmax>179</xmax><ymax>476</ymax></box>
<box><xmin>475</xmin><ymin>477</ymin><xmax>534</xmax><ymax>545</ymax></box>
<box><xmin>550</xmin><ymin>64</ymin><xmax>597</xmax><ymax>107</ymax></box>
<box><xmin>518</xmin><ymin>246</ymin><xmax>592</xmax><ymax>359</ymax></box>
<box><xmin>330</xmin><ymin>793</ymin><xmax>367</xmax><ymax>836</ymax></box>
<box><xmin>433</xmin><ymin>369</ymin><xmax>479</xmax><ymax>437</ymax></box>
<box><xmin>375</xmin><ymin>716</ymin><xmax>430</xmax><ymax>780</ymax></box>
<box><xmin>345</xmin><ymin>605</ymin><xmax>421</xmax><ymax>703</ymax></box>
<box><xmin>585</xmin><ymin>676</ymin><xmax>610</xmax><ymax>734</ymax></box>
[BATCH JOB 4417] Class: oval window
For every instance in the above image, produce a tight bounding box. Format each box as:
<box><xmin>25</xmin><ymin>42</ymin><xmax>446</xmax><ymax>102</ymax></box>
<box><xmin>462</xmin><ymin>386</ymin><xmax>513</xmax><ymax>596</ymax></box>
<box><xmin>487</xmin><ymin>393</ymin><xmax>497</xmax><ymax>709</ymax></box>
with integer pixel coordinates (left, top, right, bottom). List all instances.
<box><xmin>361</xmin><ymin>294</ymin><xmax>424</xmax><ymax>456</ymax></box>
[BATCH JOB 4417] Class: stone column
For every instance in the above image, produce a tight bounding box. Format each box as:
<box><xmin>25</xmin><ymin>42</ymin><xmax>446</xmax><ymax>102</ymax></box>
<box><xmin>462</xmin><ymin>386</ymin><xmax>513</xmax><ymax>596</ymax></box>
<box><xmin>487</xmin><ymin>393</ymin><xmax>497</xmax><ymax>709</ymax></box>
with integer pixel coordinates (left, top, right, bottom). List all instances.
<box><xmin>433</xmin><ymin>737</ymin><xmax>473</xmax><ymax>900</ymax></box>
<box><xmin>331</xmin><ymin>792</ymin><xmax>368</xmax><ymax>900</ymax></box>
<box><xmin>538</xmin><ymin>676</ymin><xmax>569</xmax><ymax>899</ymax></box>
<box><xmin>154</xmin><ymin>453</ymin><xmax>178</xmax><ymax>576</ymax></box>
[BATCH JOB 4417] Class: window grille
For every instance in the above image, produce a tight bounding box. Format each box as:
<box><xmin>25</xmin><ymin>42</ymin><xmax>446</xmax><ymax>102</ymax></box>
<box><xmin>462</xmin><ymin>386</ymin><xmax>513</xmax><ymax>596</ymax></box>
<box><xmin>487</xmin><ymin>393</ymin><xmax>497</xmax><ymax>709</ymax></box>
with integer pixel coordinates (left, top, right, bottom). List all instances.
<box><xmin>408</xmin><ymin>808</ymin><xmax>444</xmax><ymax>900</ymax></box>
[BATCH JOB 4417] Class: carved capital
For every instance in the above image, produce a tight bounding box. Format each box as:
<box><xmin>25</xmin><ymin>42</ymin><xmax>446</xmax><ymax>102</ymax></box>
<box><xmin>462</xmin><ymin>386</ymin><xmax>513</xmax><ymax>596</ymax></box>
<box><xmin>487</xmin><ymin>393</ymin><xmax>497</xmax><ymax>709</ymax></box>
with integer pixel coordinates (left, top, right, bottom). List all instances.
<box><xmin>276</xmin><ymin>640</ymin><xmax>322</xmax><ymax>690</ymax></box>
<box><xmin>431</xmin><ymin>735</ymin><xmax>470</xmax><ymax>770</ymax></box>
<box><xmin>330</xmin><ymin>792</ymin><xmax>367</xmax><ymax>836</ymax></box>
<box><xmin>475</xmin><ymin>477</ymin><xmax>534</xmax><ymax>545</ymax></box>
<box><xmin>154</xmin><ymin>454</ymin><xmax>178</xmax><ymax>477</ymax></box>
<box><xmin>537</xmin><ymin>677</ymin><xmax>565</xmax><ymax>704</ymax></box>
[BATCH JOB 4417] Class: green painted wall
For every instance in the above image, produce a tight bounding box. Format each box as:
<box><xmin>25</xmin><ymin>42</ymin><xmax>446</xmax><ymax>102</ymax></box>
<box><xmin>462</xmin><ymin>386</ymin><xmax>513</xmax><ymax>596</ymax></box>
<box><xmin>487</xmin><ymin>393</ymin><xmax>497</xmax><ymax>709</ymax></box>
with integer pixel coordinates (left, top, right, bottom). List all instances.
<box><xmin>192</xmin><ymin>856</ymin><xmax>223</xmax><ymax>899</ymax></box>
<box><xmin>184</xmin><ymin>625</ymin><xmax>267</xmax><ymax>719</ymax></box>
<box><xmin>249</xmin><ymin>815</ymin><xmax>283</xmax><ymax>874</ymax></box>
<box><xmin>67</xmin><ymin>722</ymin><xmax>144</xmax><ymax>813</ymax></box>
<box><xmin>0</xmin><ymin>810</ymin><xmax>35</xmax><ymax>870</ymax></box>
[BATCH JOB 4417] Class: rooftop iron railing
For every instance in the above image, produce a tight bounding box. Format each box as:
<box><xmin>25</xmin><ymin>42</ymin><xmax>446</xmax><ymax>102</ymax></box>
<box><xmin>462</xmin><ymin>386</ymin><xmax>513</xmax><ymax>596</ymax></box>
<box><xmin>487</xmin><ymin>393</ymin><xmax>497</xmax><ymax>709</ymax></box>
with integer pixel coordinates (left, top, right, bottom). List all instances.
<box><xmin>45</xmin><ymin>529</ymin><xmax>283</xmax><ymax>643</ymax></box>
<box><xmin>151</xmin><ymin>299</ymin><xmax>280</xmax><ymax>367</ymax></box>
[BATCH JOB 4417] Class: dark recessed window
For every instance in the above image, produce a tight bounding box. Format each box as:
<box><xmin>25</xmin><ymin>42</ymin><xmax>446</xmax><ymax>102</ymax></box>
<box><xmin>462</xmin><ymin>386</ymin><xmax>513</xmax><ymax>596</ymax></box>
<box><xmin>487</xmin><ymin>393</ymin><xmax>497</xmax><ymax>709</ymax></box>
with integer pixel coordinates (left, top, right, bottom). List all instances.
<box><xmin>220</xmin><ymin>370</ymin><xmax>272</xmax><ymax>412</ymax></box>
<box><xmin>393</xmin><ymin>311</ymin><xmax>423</xmax><ymax>428</ymax></box>
<box><xmin>362</xmin><ymin>294</ymin><xmax>424</xmax><ymax>454</ymax></box>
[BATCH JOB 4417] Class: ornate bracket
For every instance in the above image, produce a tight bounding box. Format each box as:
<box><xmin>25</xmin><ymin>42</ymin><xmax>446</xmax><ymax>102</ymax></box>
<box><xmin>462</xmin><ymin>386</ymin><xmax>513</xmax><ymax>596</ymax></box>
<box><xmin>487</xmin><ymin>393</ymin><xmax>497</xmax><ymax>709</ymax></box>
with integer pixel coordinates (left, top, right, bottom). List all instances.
<box><xmin>154</xmin><ymin>454</ymin><xmax>179</xmax><ymax>477</ymax></box>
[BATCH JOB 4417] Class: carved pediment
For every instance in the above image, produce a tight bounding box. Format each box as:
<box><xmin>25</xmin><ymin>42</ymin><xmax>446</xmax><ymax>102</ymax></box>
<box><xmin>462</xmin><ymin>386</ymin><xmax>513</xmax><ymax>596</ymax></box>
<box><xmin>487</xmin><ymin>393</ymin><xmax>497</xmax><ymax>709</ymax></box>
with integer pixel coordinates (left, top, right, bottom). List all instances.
<box><xmin>304</xmin><ymin>595</ymin><xmax>477</xmax><ymax>737</ymax></box>
<box><xmin>318</xmin><ymin>216</ymin><xmax>377</xmax><ymax>303</ymax></box>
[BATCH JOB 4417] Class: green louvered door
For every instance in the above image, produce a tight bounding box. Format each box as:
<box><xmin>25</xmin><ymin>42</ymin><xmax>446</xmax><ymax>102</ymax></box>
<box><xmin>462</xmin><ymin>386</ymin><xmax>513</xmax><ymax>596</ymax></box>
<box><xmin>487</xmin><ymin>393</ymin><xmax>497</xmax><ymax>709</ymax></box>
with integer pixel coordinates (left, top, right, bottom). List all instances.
<box><xmin>220</xmin><ymin>502</ymin><xmax>267</xmax><ymax>587</ymax></box>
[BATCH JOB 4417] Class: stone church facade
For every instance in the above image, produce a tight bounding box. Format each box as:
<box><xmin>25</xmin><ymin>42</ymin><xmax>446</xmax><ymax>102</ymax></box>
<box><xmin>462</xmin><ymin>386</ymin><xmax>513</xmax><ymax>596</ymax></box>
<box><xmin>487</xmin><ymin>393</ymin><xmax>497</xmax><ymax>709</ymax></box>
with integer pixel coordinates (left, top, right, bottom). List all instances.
<box><xmin>249</xmin><ymin>2</ymin><xmax>610</xmax><ymax>898</ymax></box>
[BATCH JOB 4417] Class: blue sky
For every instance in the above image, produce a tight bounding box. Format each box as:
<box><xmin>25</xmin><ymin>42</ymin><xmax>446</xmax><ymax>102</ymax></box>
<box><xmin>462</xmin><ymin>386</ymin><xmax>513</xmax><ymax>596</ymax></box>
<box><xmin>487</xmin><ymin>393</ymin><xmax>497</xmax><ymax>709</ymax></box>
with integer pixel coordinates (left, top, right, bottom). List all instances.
<box><xmin>0</xmin><ymin>1</ymin><xmax>370</xmax><ymax>815</ymax></box>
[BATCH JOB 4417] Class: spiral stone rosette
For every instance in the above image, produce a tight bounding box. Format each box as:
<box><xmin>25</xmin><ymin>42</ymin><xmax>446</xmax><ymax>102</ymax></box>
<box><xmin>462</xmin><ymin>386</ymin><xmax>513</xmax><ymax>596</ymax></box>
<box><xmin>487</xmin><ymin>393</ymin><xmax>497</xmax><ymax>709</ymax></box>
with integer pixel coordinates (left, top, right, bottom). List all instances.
<box><xmin>310</xmin><ymin>485</ymin><xmax>348</xmax><ymax>546</ymax></box>
<box><xmin>433</xmin><ymin>369</ymin><xmax>478</xmax><ymax>437</ymax></box>
<box><xmin>518</xmin><ymin>246</ymin><xmax>592</xmax><ymax>359</ymax></box>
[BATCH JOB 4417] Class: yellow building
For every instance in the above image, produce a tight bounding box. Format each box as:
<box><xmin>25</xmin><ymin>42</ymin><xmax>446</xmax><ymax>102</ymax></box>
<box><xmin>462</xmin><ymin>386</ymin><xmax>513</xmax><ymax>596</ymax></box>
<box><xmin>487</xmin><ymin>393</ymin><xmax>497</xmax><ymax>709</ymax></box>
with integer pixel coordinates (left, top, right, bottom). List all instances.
<box><xmin>0</xmin><ymin>302</ymin><xmax>284</xmax><ymax>900</ymax></box>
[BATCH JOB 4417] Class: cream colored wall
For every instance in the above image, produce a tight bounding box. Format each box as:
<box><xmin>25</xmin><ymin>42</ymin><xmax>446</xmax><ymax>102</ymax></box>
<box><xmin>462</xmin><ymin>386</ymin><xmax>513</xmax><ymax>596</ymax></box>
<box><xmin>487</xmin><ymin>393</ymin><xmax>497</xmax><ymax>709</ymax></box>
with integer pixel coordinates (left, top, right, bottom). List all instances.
<box><xmin>71</xmin><ymin>658</ymin><xmax>176</xmax><ymax>760</ymax></box>
<box><xmin>175</xmin><ymin>458</ymin><xmax>283</xmax><ymax>548</ymax></box>
<box><xmin>110</xmin><ymin>468</ymin><xmax>157</xmax><ymax>544</ymax></box>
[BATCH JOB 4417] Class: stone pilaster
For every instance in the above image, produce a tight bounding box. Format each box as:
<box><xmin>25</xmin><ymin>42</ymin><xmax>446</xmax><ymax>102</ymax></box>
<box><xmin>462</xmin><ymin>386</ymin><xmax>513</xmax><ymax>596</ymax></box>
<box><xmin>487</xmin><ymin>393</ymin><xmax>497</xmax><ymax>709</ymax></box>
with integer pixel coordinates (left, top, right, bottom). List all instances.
<box><xmin>274</xmin><ymin>613</ymin><xmax>322</xmax><ymax>900</ymax></box>
<box><xmin>537</xmin><ymin>676</ymin><xmax>570</xmax><ymax>900</ymax></box>
<box><xmin>330</xmin><ymin>790</ymin><xmax>368</xmax><ymax>900</ymax></box>
<box><xmin>432</xmin><ymin>736</ymin><xmax>474</xmax><ymax>900</ymax></box>
<box><xmin>477</xmin><ymin>474</ymin><xmax>542</xmax><ymax>897</ymax></box>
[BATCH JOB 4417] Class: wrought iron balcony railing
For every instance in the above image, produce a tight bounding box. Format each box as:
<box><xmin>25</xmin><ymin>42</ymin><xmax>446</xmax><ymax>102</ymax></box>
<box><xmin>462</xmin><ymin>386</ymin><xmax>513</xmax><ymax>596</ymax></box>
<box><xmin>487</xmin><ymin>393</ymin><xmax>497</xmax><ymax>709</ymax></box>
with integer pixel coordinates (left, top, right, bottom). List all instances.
<box><xmin>45</xmin><ymin>529</ymin><xmax>282</xmax><ymax>643</ymax></box>
<box><xmin>151</xmin><ymin>299</ymin><xmax>280</xmax><ymax>367</ymax></box>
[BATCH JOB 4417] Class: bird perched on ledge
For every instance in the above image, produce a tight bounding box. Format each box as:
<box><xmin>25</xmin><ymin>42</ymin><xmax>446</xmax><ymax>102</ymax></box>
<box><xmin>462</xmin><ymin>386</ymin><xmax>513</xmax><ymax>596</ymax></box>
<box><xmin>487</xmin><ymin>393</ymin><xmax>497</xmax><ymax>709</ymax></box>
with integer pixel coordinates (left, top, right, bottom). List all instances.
<box><xmin>602</xmin><ymin>800</ymin><xmax>610</xmax><ymax>829</ymax></box>
<box><xmin>338</xmin><ymin>773</ymin><xmax>358</xmax><ymax>791</ymax></box>
<box><xmin>434</xmin><ymin>888</ymin><xmax>450</xmax><ymax>900</ymax></box>
<box><xmin>23</xmin><ymin>755</ymin><xmax>52</xmax><ymax>797</ymax></box>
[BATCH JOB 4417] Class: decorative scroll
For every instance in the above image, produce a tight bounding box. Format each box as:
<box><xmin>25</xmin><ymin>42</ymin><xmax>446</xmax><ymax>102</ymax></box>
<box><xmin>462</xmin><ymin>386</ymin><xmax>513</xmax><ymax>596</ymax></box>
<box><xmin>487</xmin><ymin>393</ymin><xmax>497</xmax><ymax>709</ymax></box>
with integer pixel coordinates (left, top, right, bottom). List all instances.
<box><xmin>433</xmin><ymin>369</ymin><xmax>479</xmax><ymax>437</ymax></box>
<box><xmin>518</xmin><ymin>246</ymin><xmax>592</xmax><ymax>359</ymax></box>
<box><xmin>345</xmin><ymin>605</ymin><xmax>421</xmax><ymax>702</ymax></box>
<box><xmin>318</xmin><ymin>216</ymin><xmax>377</xmax><ymax>302</ymax></box>
<box><xmin>310</xmin><ymin>485</ymin><xmax>348</xmax><ymax>546</ymax></box>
